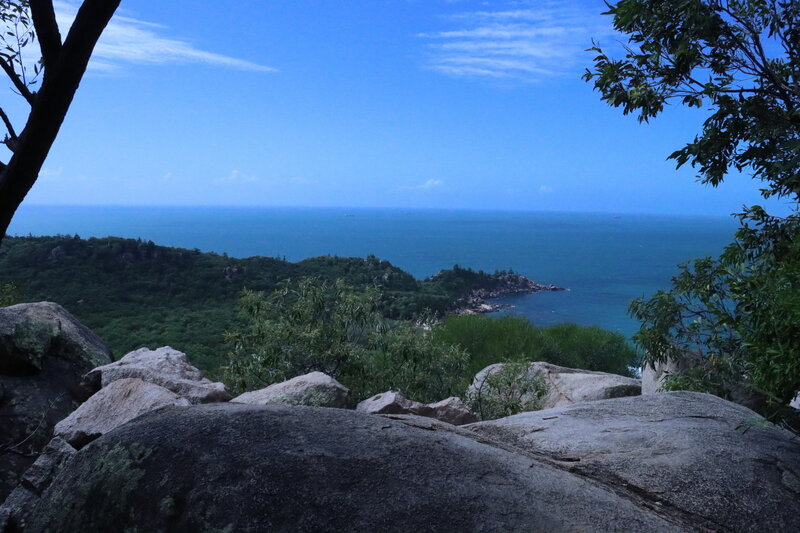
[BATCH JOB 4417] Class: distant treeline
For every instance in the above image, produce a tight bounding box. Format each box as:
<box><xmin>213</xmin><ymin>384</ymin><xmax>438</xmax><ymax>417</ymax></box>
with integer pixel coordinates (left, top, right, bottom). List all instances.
<box><xmin>0</xmin><ymin>235</ymin><xmax>532</xmax><ymax>371</ymax></box>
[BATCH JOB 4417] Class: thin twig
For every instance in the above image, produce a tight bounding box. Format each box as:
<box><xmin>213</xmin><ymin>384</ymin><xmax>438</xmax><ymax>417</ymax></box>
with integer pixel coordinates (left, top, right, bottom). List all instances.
<box><xmin>0</xmin><ymin>56</ymin><xmax>34</xmax><ymax>105</ymax></box>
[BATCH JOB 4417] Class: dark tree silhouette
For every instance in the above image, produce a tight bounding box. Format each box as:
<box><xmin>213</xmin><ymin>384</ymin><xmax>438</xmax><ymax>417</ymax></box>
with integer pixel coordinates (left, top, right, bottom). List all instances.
<box><xmin>0</xmin><ymin>0</ymin><xmax>120</xmax><ymax>246</ymax></box>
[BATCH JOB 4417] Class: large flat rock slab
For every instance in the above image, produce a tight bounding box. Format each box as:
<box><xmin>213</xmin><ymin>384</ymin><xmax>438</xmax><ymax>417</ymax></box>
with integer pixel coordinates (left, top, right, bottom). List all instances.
<box><xmin>468</xmin><ymin>391</ymin><xmax>800</xmax><ymax>533</ymax></box>
<box><xmin>8</xmin><ymin>403</ymin><xmax>681</xmax><ymax>533</ymax></box>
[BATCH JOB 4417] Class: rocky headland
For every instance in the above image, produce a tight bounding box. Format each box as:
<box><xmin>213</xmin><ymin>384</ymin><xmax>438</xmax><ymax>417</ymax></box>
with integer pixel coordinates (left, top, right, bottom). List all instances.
<box><xmin>442</xmin><ymin>271</ymin><xmax>566</xmax><ymax>315</ymax></box>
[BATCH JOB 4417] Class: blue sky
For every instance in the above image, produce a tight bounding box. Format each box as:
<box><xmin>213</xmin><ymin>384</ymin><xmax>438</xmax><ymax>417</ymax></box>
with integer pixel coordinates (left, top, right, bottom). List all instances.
<box><xmin>7</xmin><ymin>0</ymin><xmax>793</xmax><ymax>216</ymax></box>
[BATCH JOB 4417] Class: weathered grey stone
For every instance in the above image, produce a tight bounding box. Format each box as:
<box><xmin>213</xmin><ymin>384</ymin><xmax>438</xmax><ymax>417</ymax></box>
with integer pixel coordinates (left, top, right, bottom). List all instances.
<box><xmin>0</xmin><ymin>437</ymin><xmax>77</xmax><ymax>531</ymax></box>
<box><xmin>12</xmin><ymin>403</ymin><xmax>682</xmax><ymax>532</ymax></box>
<box><xmin>641</xmin><ymin>352</ymin><xmax>705</xmax><ymax>395</ymax></box>
<box><xmin>469</xmin><ymin>361</ymin><xmax>641</xmax><ymax>413</ymax></box>
<box><xmin>358</xmin><ymin>392</ymin><xmax>478</xmax><ymax>426</ymax></box>
<box><xmin>18</xmin><ymin>437</ymin><xmax>76</xmax><ymax>495</ymax></box>
<box><xmin>0</xmin><ymin>302</ymin><xmax>111</xmax><ymax>375</ymax></box>
<box><xmin>468</xmin><ymin>391</ymin><xmax>800</xmax><ymax>533</ymax></box>
<box><xmin>54</xmin><ymin>378</ymin><xmax>190</xmax><ymax>449</ymax></box>
<box><xmin>0</xmin><ymin>485</ymin><xmax>33</xmax><ymax>533</ymax></box>
<box><xmin>86</xmin><ymin>346</ymin><xmax>231</xmax><ymax>404</ymax></box>
<box><xmin>357</xmin><ymin>390</ymin><xmax>427</xmax><ymax>415</ymax></box>
<box><xmin>0</xmin><ymin>302</ymin><xmax>112</xmax><ymax>501</ymax></box>
<box><xmin>425</xmin><ymin>397</ymin><xmax>478</xmax><ymax>425</ymax></box>
<box><xmin>232</xmin><ymin>371</ymin><xmax>352</xmax><ymax>408</ymax></box>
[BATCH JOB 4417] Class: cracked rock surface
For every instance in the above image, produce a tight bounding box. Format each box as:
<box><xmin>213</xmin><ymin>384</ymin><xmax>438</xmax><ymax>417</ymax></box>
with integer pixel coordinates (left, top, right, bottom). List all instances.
<box><xmin>468</xmin><ymin>391</ymin><xmax>800</xmax><ymax>533</ymax></box>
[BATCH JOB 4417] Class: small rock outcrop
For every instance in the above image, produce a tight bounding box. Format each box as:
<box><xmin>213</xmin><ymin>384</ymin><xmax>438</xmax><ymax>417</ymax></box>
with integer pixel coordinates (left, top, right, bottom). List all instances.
<box><xmin>424</xmin><ymin>397</ymin><xmax>479</xmax><ymax>425</ymax></box>
<box><xmin>468</xmin><ymin>391</ymin><xmax>800</xmax><ymax>533</ymax></box>
<box><xmin>5</xmin><ymin>403</ymin><xmax>682</xmax><ymax>532</ymax></box>
<box><xmin>641</xmin><ymin>352</ymin><xmax>705</xmax><ymax>395</ymax></box>
<box><xmin>357</xmin><ymin>391</ymin><xmax>477</xmax><ymax>425</ymax></box>
<box><xmin>357</xmin><ymin>391</ymin><xmax>423</xmax><ymax>415</ymax></box>
<box><xmin>469</xmin><ymin>361</ymin><xmax>641</xmax><ymax>413</ymax></box>
<box><xmin>86</xmin><ymin>346</ymin><xmax>231</xmax><ymax>404</ymax></box>
<box><xmin>444</xmin><ymin>272</ymin><xmax>566</xmax><ymax>315</ymax></box>
<box><xmin>54</xmin><ymin>378</ymin><xmax>191</xmax><ymax>449</ymax></box>
<box><xmin>232</xmin><ymin>371</ymin><xmax>352</xmax><ymax>408</ymax></box>
<box><xmin>0</xmin><ymin>302</ymin><xmax>112</xmax><ymax>501</ymax></box>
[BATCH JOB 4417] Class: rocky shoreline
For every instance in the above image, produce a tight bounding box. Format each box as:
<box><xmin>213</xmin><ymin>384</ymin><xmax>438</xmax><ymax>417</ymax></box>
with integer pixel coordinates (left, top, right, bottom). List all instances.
<box><xmin>449</xmin><ymin>272</ymin><xmax>566</xmax><ymax>315</ymax></box>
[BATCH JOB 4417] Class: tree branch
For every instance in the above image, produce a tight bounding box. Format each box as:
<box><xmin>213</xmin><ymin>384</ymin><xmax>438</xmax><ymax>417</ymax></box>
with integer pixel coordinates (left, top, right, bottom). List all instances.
<box><xmin>0</xmin><ymin>0</ymin><xmax>121</xmax><ymax>244</ymax></box>
<box><xmin>30</xmin><ymin>0</ymin><xmax>63</xmax><ymax>69</ymax></box>
<box><xmin>0</xmin><ymin>57</ymin><xmax>34</xmax><ymax>105</ymax></box>
<box><xmin>0</xmin><ymin>107</ymin><xmax>17</xmax><ymax>140</ymax></box>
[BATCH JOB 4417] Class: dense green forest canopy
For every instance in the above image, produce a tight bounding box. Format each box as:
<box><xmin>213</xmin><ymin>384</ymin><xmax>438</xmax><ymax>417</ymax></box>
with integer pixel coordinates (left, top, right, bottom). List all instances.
<box><xmin>0</xmin><ymin>235</ymin><xmax>542</xmax><ymax>370</ymax></box>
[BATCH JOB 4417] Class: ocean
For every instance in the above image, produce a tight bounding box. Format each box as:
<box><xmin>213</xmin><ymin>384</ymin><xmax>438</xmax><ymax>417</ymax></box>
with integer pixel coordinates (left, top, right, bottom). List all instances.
<box><xmin>8</xmin><ymin>205</ymin><xmax>739</xmax><ymax>340</ymax></box>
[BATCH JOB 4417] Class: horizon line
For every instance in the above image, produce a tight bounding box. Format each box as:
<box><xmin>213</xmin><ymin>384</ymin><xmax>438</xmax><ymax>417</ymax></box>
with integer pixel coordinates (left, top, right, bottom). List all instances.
<box><xmin>17</xmin><ymin>204</ymin><xmax>740</xmax><ymax>220</ymax></box>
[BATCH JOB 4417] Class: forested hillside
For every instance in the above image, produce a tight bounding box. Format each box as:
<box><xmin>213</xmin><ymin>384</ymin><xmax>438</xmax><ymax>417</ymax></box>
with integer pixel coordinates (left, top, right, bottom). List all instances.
<box><xmin>0</xmin><ymin>236</ymin><xmax>536</xmax><ymax>370</ymax></box>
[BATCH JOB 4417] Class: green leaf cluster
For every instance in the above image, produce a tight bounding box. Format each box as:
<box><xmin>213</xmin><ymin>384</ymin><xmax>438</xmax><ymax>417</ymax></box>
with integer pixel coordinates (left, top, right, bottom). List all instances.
<box><xmin>465</xmin><ymin>362</ymin><xmax>549</xmax><ymax>421</ymax></box>
<box><xmin>431</xmin><ymin>314</ymin><xmax>640</xmax><ymax>379</ymax></box>
<box><xmin>585</xmin><ymin>0</ymin><xmax>800</xmax><ymax>197</ymax></box>
<box><xmin>633</xmin><ymin>213</ymin><xmax>800</xmax><ymax>408</ymax></box>
<box><xmin>0</xmin><ymin>280</ymin><xmax>17</xmax><ymax>306</ymax></box>
<box><xmin>223</xmin><ymin>278</ymin><xmax>470</xmax><ymax>402</ymax></box>
<box><xmin>225</xmin><ymin>281</ymin><xmax>641</xmax><ymax>406</ymax></box>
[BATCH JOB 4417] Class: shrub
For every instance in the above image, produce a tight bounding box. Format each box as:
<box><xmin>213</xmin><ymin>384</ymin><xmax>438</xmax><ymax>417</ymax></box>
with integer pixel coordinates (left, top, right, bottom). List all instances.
<box><xmin>223</xmin><ymin>278</ymin><xmax>469</xmax><ymax>402</ymax></box>
<box><xmin>0</xmin><ymin>281</ymin><xmax>19</xmax><ymax>307</ymax></box>
<box><xmin>431</xmin><ymin>315</ymin><xmax>639</xmax><ymax>377</ymax></box>
<box><xmin>224</xmin><ymin>279</ymin><xmax>383</xmax><ymax>393</ymax></box>
<box><xmin>356</xmin><ymin>323</ymin><xmax>469</xmax><ymax>403</ymax></box>
<box><xmin>465</xmin><ymin>362</ymin><xmax>548</xmax><ymax>421</ymax></box>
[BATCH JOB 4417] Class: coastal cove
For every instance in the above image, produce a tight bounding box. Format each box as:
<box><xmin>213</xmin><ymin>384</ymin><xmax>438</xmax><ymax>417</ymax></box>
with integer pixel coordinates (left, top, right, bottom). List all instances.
<box><xmin>9</xmin><ymin>206</ymin><xmax>739</xmax><ymax>338</ymax></box>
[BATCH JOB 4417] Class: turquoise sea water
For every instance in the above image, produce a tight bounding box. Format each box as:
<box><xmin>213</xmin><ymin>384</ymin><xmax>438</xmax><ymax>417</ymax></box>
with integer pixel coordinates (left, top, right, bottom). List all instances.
<box><xmin>8</xmin><ymin>205</ymin><xmax>739</xmax><ymax>340</ymax></box>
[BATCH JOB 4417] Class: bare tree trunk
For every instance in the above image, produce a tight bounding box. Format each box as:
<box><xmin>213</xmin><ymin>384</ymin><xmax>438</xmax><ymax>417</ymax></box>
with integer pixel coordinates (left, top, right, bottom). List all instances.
<box><xmin>0</xmin><ymin>0</ymin><xmax>121</xmax><ymax>247</ymax></box>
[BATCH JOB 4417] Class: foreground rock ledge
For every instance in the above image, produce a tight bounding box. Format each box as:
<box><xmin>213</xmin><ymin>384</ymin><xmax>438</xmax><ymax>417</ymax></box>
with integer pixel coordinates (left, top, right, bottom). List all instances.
<box><xmin>7</xmin><ymin>403</ymin><xmax>680</xmax><ymax>533</ymax></box>
<box><xmin>468</xmin><ymin>391</ymin><xmax>800</xmax><ymax>533</ymax></box>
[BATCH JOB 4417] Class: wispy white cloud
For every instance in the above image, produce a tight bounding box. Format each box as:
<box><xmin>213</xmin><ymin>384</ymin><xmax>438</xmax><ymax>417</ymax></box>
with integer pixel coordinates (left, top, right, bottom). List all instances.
<box><xmin>420</xmin><ymin>1</ymin><xmax>615</xmax><ymax>81</ymax></box>
<box><xmin>216</xmin><ymin>169</ymin><xmax>261</xmax><ymax>185</ymax></box>
<box><xmin>53</xmin><ymin>1</ymin><xmax>275</xmax><ymax>73</ymax></box>
<box><xmin>419</xmin><ymin>179</ymin><xmax>444</xmax><ymax>189</ymax></box>
<box><xmin>539</xmin><ymin>184</ymin><xmax>554</xmax><ymax>193</ymax></box>
<box><xmin>39</xmin><ymin>167</ymin><xmax>63</xmax><ymax>178</ymax></box>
